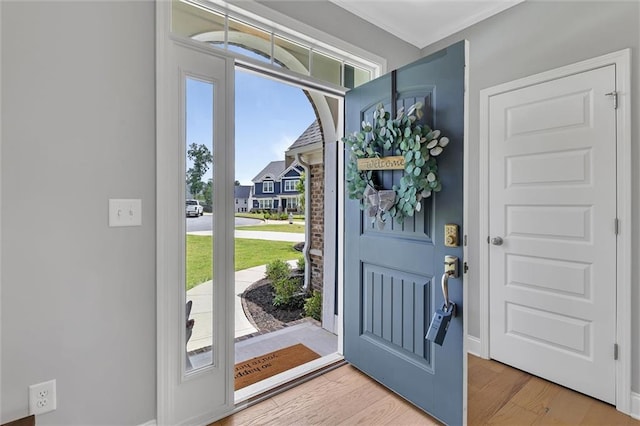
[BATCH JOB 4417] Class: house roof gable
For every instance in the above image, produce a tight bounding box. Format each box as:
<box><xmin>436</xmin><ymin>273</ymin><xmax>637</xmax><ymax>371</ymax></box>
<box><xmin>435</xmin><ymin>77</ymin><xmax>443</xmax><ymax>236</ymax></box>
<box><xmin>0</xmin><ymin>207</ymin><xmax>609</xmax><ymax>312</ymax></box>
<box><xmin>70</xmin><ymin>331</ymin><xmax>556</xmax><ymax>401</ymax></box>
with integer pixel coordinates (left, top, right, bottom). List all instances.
<box><xmin>287</xmin><ymin>120</ymin><xmax>323</xmax><ymax>151</ymax></box>
<box><xmin>251</xmin><ymin>160</ymin><xmax>286</xmax><ymax>183</ymax></box>
<box><xmin>280</xmin><ymin>164</ymin><xmax>303</xmax><ymax>179</ymax></box>
<box><xmin>234</xmin><ymin>185</ymin><xmax>252</xmax><ymax>198</ymax></box>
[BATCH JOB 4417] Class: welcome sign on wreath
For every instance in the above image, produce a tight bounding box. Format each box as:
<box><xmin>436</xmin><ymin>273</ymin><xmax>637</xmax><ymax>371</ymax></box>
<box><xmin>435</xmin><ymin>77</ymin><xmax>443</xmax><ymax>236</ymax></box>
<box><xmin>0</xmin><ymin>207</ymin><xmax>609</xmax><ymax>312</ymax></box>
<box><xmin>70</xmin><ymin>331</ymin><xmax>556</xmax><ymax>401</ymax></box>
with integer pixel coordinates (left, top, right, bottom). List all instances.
<box><xmin>343</xmin><ymin>102</ymin><xmax>450</xmax><ymax>229</ymax></box>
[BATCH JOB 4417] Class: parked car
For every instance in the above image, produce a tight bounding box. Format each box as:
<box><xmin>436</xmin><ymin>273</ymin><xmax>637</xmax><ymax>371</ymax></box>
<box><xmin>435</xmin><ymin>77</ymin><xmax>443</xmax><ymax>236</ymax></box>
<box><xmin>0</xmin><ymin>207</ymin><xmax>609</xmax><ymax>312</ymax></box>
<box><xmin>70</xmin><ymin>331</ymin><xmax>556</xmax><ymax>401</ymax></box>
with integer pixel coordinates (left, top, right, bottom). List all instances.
<box><xmin>185</xmin><ymin>199</ymin><xmax>203</xmax><ymax>217</ymax></box>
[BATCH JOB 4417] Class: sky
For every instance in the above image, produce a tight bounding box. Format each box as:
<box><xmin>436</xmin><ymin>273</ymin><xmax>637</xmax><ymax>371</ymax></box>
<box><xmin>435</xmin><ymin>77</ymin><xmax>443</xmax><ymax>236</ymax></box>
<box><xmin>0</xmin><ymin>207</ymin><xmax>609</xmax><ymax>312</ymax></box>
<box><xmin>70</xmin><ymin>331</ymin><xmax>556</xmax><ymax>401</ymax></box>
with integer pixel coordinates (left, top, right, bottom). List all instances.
<box><xmin>186</xmin><ymin>68</ymin><xmax>316</xmax><ymax>187</ymax></box>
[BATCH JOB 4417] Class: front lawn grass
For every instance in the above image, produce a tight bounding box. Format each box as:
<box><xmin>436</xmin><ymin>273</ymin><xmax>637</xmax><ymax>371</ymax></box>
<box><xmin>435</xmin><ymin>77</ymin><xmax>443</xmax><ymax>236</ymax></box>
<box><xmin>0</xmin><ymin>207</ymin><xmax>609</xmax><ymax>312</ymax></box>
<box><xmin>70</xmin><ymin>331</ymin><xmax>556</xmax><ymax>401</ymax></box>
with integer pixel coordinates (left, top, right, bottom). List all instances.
<box><xmin>235</xmin><ymin>224</ymin><xmax>305</xmax><ymax>233</ymax></box>
<box><xmin>186</xmin><ymin>235</ymin><xmax>302</xmax><ymax>290</ymax></box>
<box><xmin>234</xmin><ymin>212</ymin><xmax>265</xmax><ymax>220</ymax></box>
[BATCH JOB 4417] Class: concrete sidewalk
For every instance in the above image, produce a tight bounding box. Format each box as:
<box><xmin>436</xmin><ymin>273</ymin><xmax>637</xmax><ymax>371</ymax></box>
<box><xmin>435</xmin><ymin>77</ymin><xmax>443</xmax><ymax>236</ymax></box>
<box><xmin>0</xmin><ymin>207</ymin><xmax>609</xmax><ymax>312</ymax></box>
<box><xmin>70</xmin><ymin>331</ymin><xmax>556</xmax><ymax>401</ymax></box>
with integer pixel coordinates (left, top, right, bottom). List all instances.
<box><xmin>188</xmin><ymin>229</ymin><xmax>304</xmax><ymax>242</ymax></box>
<box><xmin>186</xmin><ymin>260</ymin><xmax>298</xmax><ymax>352</ymax></box>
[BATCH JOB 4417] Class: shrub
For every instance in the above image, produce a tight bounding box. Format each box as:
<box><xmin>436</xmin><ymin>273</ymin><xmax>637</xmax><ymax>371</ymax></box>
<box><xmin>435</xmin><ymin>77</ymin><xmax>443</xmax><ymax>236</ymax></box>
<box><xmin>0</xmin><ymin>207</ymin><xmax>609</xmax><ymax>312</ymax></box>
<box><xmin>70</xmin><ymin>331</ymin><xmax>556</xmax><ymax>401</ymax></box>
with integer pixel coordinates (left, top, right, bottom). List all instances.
<box><xmin>265</xmin><ymin>259</ymin><xmax>290</xmax><ymax>283</ymax></box>
<box><xmin>273</xmin><ymin>276</ymin><xmax>303</xmax><ymax>308</ymax></box>
<box><xmin>263</xmin><ymin>212</ymin><xmax>271</xmax><ymax>220</ymax></box>
<box><xmin>297</xmin><ymin>256</ymin><xmax>305</xmax><ymax>271</ymax></box>
<box><xmin>279</xmin><ymin>213</ymin><xmax>288</xmax><ymax>220</ymax></box>
<box><xmin>304</xmin><ymin>290</ymin><xmax>322</xmax><ymax>321</ymax></box>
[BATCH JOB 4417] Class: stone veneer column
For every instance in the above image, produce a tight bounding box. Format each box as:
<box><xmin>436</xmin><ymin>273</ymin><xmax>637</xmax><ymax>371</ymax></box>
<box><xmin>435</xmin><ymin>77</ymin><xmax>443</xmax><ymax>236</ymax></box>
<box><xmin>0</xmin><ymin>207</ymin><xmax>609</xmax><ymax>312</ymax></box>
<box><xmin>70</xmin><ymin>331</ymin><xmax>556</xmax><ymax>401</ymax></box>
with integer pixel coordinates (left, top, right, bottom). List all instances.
<box><xmin>308</xmin><ymin>163</ymin><xmax>324</xmax><ymax>293</ymax></box>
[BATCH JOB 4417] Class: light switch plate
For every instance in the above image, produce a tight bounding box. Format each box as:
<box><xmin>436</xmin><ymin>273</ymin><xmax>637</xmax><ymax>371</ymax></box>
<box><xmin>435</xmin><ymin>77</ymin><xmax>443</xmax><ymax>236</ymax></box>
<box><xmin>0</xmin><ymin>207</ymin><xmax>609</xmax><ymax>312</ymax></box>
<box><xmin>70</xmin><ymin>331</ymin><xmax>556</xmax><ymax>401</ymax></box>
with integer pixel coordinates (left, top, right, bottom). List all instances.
<box><xmin>109</xmin><ymin>199</ymin><xmax>142</xmax><ymax>227</ymax></box>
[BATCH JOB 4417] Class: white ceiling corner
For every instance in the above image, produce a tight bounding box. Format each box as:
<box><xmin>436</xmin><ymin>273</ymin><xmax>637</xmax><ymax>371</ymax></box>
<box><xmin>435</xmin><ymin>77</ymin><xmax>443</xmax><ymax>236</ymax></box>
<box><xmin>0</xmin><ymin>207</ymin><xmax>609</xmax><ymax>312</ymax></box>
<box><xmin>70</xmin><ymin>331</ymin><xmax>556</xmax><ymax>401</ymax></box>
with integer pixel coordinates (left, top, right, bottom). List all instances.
<box><xmin>329</xmin><ymin>0</ymin><xmax>525</xmax><ymax>49</ymax></box>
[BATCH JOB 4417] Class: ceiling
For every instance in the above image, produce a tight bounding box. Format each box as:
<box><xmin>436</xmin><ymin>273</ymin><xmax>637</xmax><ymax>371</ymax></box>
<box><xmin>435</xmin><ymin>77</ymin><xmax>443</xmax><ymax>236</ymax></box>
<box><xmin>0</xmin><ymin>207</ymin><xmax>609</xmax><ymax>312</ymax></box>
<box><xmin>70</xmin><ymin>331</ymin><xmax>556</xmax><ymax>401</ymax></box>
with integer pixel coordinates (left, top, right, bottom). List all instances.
<box><xmin>329</xmin><ymin>0</ymin><xmax>524</xmax><ymax>49</ymax></box>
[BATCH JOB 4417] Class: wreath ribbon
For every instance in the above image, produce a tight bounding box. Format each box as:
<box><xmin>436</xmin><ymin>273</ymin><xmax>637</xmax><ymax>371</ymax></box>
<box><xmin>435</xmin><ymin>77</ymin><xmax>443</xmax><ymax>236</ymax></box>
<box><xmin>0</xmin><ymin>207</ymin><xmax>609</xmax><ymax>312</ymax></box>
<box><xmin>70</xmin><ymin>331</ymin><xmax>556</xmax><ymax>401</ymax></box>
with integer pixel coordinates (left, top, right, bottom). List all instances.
<box><xmin>364</xmin><ymin>185</ymin><xmax>396</xmax><ymax>230</ymax></box>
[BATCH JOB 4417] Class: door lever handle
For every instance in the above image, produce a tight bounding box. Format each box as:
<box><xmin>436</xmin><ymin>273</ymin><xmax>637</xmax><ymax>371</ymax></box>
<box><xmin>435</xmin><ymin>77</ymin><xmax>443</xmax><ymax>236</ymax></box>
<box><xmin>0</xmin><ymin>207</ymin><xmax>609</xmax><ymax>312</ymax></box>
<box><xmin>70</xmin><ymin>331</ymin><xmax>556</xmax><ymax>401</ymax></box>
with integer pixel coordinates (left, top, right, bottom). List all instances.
<box><xmin>490</xmin><ymin>236</ymin><xmax>503</xmax><ymax>246</ymax></box>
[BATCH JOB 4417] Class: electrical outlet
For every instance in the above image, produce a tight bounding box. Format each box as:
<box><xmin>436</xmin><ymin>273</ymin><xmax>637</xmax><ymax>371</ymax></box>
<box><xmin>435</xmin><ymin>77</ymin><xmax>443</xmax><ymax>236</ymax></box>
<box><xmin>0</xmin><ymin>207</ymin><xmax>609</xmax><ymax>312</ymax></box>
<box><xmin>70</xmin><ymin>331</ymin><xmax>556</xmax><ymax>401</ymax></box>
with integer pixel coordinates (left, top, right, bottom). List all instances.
<box><xmin>29</xmin><ymin>379</ymin><xmax>56</xmax><ymax>415</ymax></box>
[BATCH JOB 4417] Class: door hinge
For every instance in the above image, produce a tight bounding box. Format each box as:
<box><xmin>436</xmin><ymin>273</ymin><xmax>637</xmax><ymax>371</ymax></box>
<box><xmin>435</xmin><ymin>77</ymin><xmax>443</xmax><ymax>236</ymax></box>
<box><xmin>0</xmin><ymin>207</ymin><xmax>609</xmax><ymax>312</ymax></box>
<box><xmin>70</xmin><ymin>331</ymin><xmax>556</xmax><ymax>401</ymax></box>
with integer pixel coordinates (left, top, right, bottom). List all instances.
<box><xmin>605</xmin><ymin>91</ymin><xmax>618</xmax><ymax>109</ymax></box>
<box><xmin>464</xmin><ymin>235</ymin><xmax>468</xmax><ymax>246</ymax></box>
<box><xmin>614</xmin><ymin>343</ymin><xmax>619</xmax><ymax>360</ymax></box>
<box><xmin>463</xmin><ymin>262</ymin><xmax>469</xmax><ymax>274</ymax></box>
<box><xmin>614</xmin><ymin>218</ymin><xmax>619</xmax><ymax>235</ymax></box>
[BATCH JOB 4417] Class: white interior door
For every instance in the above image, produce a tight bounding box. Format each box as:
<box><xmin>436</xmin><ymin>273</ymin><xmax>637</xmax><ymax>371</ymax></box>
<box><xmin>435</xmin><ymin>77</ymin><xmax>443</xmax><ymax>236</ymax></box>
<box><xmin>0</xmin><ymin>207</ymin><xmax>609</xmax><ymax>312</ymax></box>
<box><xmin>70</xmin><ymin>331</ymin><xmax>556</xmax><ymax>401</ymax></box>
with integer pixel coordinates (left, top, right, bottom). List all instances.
<box><xmin>488</xmin><ymin>64</ymin><xmax>617</xmax><ymax>403</ymax></box>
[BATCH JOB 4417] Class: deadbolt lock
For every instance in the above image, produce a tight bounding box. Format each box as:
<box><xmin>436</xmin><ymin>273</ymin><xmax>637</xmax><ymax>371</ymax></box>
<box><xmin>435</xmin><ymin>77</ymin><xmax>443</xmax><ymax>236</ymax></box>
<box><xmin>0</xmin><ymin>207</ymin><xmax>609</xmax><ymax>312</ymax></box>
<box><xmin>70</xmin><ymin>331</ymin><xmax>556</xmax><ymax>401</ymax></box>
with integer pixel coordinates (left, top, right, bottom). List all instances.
<box><xmin>444</xmin><ymin>224</ymin><xmax>459</xmax><ymax>247</ymax></box>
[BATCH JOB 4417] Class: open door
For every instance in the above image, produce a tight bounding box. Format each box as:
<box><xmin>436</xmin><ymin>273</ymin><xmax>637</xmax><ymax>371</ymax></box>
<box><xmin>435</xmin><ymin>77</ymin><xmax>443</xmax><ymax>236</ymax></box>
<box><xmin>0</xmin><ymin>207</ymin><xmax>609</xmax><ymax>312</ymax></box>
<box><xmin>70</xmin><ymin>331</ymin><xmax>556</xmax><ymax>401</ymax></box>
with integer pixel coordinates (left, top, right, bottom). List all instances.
<box><xmin>344</xmin><ymin>41</ymin><xmax>466</xmax><ymax>425</ymax></box>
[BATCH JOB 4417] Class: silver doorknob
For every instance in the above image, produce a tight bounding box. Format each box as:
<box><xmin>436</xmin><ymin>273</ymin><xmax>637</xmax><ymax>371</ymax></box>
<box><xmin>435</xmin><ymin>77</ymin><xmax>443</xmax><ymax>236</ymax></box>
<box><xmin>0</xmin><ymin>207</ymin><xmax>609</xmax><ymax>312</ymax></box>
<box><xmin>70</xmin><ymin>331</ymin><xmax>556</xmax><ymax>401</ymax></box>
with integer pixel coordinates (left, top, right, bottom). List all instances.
<box><xmin>490</xmin><ymin>237</ymin><xmax>503</xmax><ymax>246</ymax></box>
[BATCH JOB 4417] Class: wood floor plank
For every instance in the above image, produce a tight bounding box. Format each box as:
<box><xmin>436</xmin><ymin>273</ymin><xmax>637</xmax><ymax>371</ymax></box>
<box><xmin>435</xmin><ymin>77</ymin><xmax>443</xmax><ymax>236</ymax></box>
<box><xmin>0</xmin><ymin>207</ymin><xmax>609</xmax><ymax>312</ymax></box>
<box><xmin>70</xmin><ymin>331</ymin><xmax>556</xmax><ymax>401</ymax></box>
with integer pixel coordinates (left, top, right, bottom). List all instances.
<box><xmin>468</xmin><ymin>356</ymin><xmax>501</xmax><ymax>391</ymax></box>
<box><xmin>270</xmin><ymin>366</ymin><xmax>370</xmax><ymax>407</ymax></box>
<box><xmin>215</xmin><ymin>360</ymin><xmax>640</xmax><ymax>426</ymax></box>
<box><xmin>388</xmin><ymin>406</ymin><xmax>441</xmax><ymax>426</ymax></box>
<box><xmin>579</xmin><ymin>400</ymin><xmax>639</xmax><ymax>426</ymax></box>
<box><xmin>301</xmin><ymin>379</ymin><xmax>390</xmax><ymax>425</ymax></box>
<box><xmin>213</xmin><ymin>399</ymin><xmax>279</xmax><ymax>426</ymax></box>
<box><xmin>237</xmin><ymin>371</ymin><xmax>389</xmax><ymax>425</ymax></box>
<box><xmin>531</xmin><ymin>385</ymin><xmax>595</xmax><ymax>425</ymax></box>
<box><xmin>509</xmin><ymin>375</ymin><xmax>562</xmax><ymax>415</ymax></box>
<box><xmin>336</xmin><ymin>393</ymin><xmax>429</xmax><ymax>425</ymax></box>
<box><xmin>468</xmin><ymin>359</ymin><xmax>531</xmax><ymax>425</ymax></box>
<box><xmin>485</xmin><ymin>401</ymin><xmax>540</xmax><ymax>425</ymax></box>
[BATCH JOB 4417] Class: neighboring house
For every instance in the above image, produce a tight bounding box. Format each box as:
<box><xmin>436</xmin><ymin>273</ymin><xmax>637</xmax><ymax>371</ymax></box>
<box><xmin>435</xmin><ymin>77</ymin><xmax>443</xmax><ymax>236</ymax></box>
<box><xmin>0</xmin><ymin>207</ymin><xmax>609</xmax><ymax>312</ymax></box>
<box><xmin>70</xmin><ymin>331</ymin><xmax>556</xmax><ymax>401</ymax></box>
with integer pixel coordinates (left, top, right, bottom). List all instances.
<box><xmin>250</xmin><ymin>120</ymin><xmax>327</xmax><ymax>322</ymax></box>
<box><xmin>234</xmin><ymin>185</ymin><xmax>252</xmax><ymax>213</ymax></box>
<box><xmin>251</xmin><ymin>160</ymin><xmax>304</xmax><ymax>212</ymax></box>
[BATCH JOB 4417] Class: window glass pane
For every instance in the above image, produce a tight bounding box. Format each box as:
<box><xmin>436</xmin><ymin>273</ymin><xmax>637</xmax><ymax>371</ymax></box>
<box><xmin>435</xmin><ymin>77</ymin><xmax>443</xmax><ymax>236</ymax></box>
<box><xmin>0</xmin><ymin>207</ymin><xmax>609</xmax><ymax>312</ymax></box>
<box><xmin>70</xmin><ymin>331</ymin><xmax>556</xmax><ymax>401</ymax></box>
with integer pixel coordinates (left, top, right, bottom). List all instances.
<box><xmin>311</xmin><ymin>51</ymin><xmax>341</xmax><ymax>86</ymax></box>
<box><xmin>284</xmin><ymin>179</ymin><xmax>299</xmax><ymax>192</ymax></box>
<box><xmin>228</xmin><ymin>18</ymin><xmax>272</xmax><ymax>64</ymax></box>
<box><xmin>274</xmin><ymin>36</ymin><xmax>310</xmax><ymax>73</ymax></box>
<box><xmin>172</xmin><ymin>0</ymin><xmax>225</xmax><ymax>41</ymax></box>
<box><xmin>171</xmin><ymin>2</ymin><xmax>376</xmax><ymax>89</ymax></box>
<box><xmin>185</xmin><ymin>77</ymin><xmax>214</xmax><ymax>371</ymax></box>
<box><xmin>353</xmin><ymin>67</ymin><xmax>372</xmax><ymax>87</ymax></box>
<box><xmin>344</xmin><ymin>64</ymin><xmax>372</xmax><ymax>89</ymax></box>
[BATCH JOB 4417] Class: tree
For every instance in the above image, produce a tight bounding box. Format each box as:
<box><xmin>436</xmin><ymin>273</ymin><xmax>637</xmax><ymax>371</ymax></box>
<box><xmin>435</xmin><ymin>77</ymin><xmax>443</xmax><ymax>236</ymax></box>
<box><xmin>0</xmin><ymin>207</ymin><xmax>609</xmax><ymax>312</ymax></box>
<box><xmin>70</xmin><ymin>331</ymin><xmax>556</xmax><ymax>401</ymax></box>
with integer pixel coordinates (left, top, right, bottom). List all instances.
<box><xmin>296</xmin><ymin>172</ymin><xmax>306</xmax><ymax>213</ymax></box>
<box><xmin>186</xmin><ymin>143</ymin><xmax>212</xmax><ymax>198</ymax></box>
<box><xmin>203</xmin><ymin>179</ymin><xmax>213</xmax><ymax>206</ymax></box>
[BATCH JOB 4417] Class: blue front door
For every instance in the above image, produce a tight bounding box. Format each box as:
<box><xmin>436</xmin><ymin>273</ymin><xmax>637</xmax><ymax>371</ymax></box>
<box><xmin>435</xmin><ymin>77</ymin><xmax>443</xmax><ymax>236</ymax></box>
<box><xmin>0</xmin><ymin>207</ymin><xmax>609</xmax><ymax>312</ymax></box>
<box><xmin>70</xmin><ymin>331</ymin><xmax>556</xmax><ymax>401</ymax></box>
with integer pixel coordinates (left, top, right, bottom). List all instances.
<box><xmin>344</xmin><ymin>41</ymin><xmax>466</xmax><ymax>425</ymax></box>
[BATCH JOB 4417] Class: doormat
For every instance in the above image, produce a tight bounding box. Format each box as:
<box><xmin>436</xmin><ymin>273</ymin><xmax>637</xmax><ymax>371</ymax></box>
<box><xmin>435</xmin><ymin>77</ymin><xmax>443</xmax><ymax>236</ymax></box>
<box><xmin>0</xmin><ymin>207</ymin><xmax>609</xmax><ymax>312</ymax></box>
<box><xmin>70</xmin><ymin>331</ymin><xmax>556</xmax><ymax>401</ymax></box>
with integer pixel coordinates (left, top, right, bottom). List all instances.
<box><xmin>234</xmin><ymin>343</ymin><xmax>320</xmax><ymax>390</ymax></box>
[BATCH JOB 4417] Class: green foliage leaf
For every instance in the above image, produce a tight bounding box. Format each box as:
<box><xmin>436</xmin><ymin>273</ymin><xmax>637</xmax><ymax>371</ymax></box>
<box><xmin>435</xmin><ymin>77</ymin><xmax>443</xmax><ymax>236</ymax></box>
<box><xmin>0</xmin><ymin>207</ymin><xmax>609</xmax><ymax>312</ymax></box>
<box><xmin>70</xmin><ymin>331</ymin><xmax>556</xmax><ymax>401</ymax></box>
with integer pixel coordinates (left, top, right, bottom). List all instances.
<box><xmin>343</xmin><ymin>102</ymin><xmax>450</xmax><ymax>227</ymax></box>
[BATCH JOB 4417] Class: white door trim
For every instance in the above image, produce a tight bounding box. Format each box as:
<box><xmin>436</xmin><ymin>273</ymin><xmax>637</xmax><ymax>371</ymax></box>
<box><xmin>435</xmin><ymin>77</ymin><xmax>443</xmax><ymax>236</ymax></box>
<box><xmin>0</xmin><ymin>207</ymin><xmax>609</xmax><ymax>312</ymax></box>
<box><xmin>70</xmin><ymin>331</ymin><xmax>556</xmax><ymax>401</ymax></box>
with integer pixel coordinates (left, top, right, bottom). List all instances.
<box><xmin>462</xmin><ymin>39</ymin><xmax>470</xmax><ymax>426</ymax></box>
<box><xmin>478</xmin><ymin>48</ymin><xmax>632</xmax><ymax>414</ymax></box>
<box><xmin>157</xmin><ymin>2</ymin><xmax>236</xmax><ymax>423</ymax></box>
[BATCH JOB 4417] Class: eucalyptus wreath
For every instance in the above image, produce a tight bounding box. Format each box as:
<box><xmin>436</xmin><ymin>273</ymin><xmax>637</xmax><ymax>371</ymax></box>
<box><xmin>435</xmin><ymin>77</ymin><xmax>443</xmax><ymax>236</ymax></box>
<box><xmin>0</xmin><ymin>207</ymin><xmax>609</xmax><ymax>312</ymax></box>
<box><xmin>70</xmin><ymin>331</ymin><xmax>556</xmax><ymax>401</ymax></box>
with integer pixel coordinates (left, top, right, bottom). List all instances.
<box><xmin>343</xmin><ymin>102</ymin><xmax>450</xmax><ymax>228</ymax></box>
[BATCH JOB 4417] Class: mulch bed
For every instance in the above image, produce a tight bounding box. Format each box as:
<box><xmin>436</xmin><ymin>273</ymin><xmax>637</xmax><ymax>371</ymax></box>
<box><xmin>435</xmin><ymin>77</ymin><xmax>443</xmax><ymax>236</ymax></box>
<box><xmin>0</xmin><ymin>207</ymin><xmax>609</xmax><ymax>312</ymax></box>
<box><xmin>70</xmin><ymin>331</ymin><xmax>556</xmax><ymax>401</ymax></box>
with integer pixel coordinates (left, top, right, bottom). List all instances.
<box><xmin>240</xmin><ymin>275</ymin><xmax>312</xmax><ymax>340</ymax></box>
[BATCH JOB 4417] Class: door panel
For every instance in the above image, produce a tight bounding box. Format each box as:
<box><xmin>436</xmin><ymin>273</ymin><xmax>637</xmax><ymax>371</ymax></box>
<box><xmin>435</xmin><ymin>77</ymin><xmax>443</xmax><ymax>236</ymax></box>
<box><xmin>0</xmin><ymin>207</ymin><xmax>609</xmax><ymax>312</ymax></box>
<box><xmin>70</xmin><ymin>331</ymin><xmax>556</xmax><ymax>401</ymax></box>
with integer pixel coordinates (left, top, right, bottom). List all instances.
<box><xmin>489</xmin><ymin>65</ymin><xmax>617</xmax><ymax>404</ymax></box>
<box><xmin>344</xmin><ymin>41</ymin><xmax>465</xmax><ymax>425</ymax></box>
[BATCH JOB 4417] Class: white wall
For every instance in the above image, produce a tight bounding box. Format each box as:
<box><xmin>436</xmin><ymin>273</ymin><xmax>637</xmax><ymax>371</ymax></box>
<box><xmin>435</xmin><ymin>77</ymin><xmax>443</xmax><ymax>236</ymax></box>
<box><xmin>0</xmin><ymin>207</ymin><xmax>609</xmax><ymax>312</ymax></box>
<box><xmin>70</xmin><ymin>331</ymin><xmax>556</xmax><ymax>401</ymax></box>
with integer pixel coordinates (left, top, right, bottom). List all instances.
<box><xmin>1</xmin><ymin>1</ymin><xmax>156</xmax><ymax>424</ymax></box>
<box><xmin>0</xmin><ymin>1</ymin><xmax>418</xmax><ymax>424</ymax></box>
<box><xmin>420</xmin><ymin>1</ymin><xmax>640</xmax><ymax>393</ymax></box>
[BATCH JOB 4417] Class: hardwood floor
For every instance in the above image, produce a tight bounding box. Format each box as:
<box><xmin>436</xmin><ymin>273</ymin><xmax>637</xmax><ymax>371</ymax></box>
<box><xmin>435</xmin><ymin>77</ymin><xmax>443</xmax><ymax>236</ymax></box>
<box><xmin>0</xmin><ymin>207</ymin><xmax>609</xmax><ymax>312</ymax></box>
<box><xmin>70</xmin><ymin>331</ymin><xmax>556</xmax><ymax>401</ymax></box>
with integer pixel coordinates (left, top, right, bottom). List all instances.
<box><xmin>214</xmin><ymin>355</ymin><xmax>639</xmax><ymax>425</ymax></box>
<box><xmin>468</xmin><ymin>355</ymin><xmax>638</xmax><ymax>425</ymax></box>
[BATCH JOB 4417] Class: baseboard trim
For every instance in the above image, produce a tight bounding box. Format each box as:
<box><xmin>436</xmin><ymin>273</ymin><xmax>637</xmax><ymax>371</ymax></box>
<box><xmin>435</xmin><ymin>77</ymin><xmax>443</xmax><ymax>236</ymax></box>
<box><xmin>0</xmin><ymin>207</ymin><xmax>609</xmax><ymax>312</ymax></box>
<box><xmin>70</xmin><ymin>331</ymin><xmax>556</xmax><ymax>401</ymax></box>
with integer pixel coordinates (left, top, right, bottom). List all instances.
<box><xmin>467</xmin><ymin>335</ymin><xmax>481</xmax><ymax>357</ymax></box>
<box><xmin>631</xmin><ymin>392</ymin><xmax>640</xmax><ymax>420</ymax></box>
<box><xmin>138</xmin><ymin>421</ymin><xmax>157</xmax><ymax>426</ymax></box>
